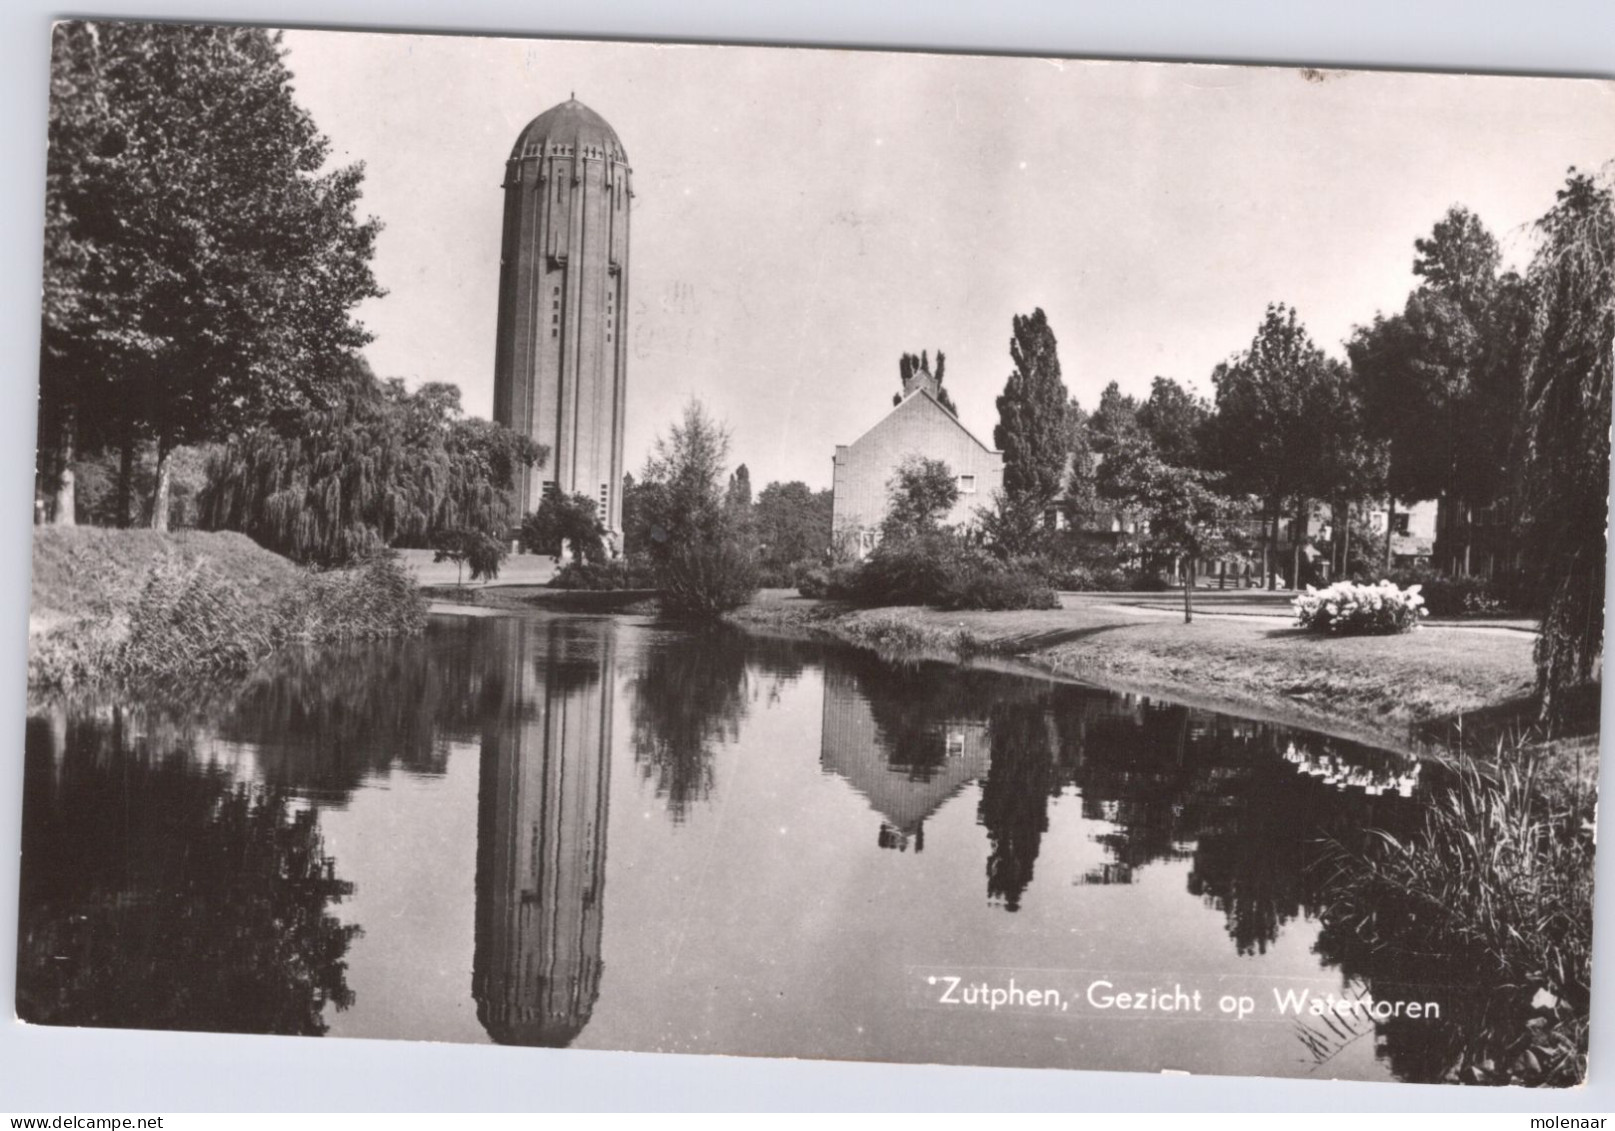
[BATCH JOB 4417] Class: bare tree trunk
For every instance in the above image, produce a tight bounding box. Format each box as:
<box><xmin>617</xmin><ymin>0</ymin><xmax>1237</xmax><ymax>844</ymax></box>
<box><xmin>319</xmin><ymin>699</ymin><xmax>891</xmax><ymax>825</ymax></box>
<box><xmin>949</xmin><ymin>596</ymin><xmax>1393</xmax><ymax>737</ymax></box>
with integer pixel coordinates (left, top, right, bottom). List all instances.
<box><xmin>1383</xmin><ymin>497</ymin><xmax>1395</xmax><ymax>573</ymax></box>
<box><xmin>1183</xmin><ymin>573</ymin><xmax>1194</xmax><ymax>624</ymax></box>
<box><xmin>1463</xmin><ymin>503</ymin><xmax>1473</xmax><ymax>577</ymax></box>
<box><xmin>54</xmin><ymin>461</ymin><xmax>76</xmax><ymax>526</ymax></box>
<box><xmin>1341</xmin><ymin>501</ymin><xmax>1352</xmax><ymax>581</ymax></box>
<box><xmin>117</xmin><ymin>432</ymin><xmax>136</xmax><ymax>528</ymax></box>
<box><xmin>149</xmin><ymin>437</ymin><xmax>173</xmax><ymax>533</ymax></box>
<box><xmin>1292</xmin><ymin>497</ymin><xmax>1306</xmax><ymax>590</ymax></box>
<box><xmin>1265</xmin><ymin>497</ymin><xmax>1278</xmax><ymax>591</ymax></box>
<box><xmin>45</xmin><ymin>408</ymin><xmax>76</xmax><ymax>526</ymax></box>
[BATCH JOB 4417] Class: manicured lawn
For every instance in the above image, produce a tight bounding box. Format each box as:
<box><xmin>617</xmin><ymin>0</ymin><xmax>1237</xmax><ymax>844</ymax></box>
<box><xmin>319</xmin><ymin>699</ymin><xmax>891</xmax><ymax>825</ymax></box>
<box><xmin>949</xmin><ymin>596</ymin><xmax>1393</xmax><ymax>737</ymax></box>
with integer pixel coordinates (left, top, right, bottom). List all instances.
<box><xmin>734</xmin><ymin>588</ymin><xmax>1538</xmax><ymax>753</ymax></box>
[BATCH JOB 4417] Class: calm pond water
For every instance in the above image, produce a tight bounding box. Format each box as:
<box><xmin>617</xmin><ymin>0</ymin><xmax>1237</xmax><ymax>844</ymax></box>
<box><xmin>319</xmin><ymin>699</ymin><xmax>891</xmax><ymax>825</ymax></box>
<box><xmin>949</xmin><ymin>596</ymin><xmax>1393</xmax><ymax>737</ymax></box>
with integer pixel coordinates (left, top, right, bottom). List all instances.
<box><xmin>19</xmin><ymin>610</ymin><xmax>1475</xmax><ymax>1082</ymax></box>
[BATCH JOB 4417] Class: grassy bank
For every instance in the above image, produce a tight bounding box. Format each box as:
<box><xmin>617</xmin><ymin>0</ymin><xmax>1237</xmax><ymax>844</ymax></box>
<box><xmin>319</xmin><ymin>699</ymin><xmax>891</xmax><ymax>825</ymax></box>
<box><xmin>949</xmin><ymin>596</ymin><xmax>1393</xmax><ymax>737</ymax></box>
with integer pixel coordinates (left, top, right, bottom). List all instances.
<box><xmin>30</xmin><ymin>527</ymin><xmax>427</xmax><ymax>690</ymax></box>
<box><xmin>729</xmin><ymin>589</ymin><xmax>1544</xmax><ymax>756</ymax></box>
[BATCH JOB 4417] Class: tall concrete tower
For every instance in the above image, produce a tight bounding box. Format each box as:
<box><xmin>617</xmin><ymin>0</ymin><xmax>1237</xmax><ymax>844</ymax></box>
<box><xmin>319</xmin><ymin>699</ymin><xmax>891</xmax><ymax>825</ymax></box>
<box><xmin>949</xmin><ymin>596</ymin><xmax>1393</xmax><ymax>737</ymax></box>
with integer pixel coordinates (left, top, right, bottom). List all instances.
<box><xmin>493</xmin><ymin>98</ymin><xmax>631</xmax><ymax>537</ymax></box>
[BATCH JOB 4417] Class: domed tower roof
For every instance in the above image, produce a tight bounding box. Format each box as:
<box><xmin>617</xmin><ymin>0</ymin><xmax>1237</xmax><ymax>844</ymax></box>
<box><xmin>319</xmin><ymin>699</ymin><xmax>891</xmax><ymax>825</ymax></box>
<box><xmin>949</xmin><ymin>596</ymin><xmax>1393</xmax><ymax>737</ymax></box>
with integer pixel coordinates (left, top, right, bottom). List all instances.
<box><xmin>510</xmin><ymin>97</ymin><xmax>628</xmax><ymax>163</ymax></box>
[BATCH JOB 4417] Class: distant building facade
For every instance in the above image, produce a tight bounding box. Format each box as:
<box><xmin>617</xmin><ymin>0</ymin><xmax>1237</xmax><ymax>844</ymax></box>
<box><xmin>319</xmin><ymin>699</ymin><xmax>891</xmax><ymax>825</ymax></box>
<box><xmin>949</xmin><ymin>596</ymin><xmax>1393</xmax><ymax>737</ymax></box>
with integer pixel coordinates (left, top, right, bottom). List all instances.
<box><xmin>493</xmin><ymin>98</ymin><xmax>632</xmax><ymax>539</ymax></box>
<box><xmin>1369</xmin><ymin>498</ymin><xmax>1439</xmax><ymax>568</ymax></box>
<box><xmin>830</xmin><ymin>369</ymin><xmax>1004</xmax><ymax>558</ymax></box>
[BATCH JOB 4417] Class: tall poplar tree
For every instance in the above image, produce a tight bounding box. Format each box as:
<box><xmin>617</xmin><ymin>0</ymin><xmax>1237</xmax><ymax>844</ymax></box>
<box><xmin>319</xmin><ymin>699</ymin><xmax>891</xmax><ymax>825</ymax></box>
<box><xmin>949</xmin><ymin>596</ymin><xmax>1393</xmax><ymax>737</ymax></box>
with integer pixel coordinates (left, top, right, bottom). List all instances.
<box><xmin>994</xmin><ymin>308</ymin><xmax>1072</xmax><ymax>518</ymax></box>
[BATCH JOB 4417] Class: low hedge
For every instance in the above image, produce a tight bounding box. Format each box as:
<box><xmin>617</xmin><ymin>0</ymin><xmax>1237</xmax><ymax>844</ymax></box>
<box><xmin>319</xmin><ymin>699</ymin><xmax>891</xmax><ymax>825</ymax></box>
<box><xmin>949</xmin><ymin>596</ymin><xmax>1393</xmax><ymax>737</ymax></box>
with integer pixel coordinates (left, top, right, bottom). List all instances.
<box><xmin>1384</xmin><ymin>567</ymin><xmax>1531</xmax><ymax>617</ymax></box>
<box><xmin>799</xmin><ymin>537</ymin><xmax>1058</xmax><ymax>611</ymax></box>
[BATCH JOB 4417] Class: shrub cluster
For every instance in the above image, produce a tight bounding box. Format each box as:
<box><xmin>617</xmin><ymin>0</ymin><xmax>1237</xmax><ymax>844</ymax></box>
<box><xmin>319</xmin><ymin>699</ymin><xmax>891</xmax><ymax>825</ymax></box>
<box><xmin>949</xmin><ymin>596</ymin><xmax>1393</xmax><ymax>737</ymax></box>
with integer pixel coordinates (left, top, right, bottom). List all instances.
<box><xmin>752</xmin><ymin>557</ymin><xmax>822</xmax><ymax>590</ymax></box>
<box><xmin>550</xmin><ymin>557</ymin><xmax>658</xmax><ymax>591</ymax></box>
<box><xmin>1293</xmin><ymin>579</ymin><xmax>1426</xmax><ymax>635</ymax></box>
<box><xmin>1385</xmin><ymin>567</ymin><xmax>1530</xmax><ymax>618</ymax></box>
<box><xmin>30</xmin><ymin>554</ymin><xmax>426</xmax><ymax>690</ymax></box>
<box><xmin>799</xmin><ymin>534</ymin><xmax>1059</xmax><ymax>611</ymax></box>
<box><xmin>934</xmin><ymin>557</ymin><xmax>1062</xmax><ymax>611</ymax></box>
<box><xmin>658</xmin><ymin>538</ymin><xmax>761</xmax><ymax>619</ymax></box>
<box><xmin>1010</xmin><ymin>540</ymin><xmax>1170</xmax><ymax>592</ymax></box>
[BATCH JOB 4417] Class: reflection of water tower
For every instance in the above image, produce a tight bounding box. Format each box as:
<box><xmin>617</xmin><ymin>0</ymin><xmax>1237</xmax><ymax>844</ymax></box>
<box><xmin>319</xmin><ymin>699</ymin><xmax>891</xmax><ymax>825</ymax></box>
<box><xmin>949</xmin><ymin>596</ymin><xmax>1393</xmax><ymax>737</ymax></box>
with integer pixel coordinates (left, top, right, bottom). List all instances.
<box><xmin>473</xmin><ymin>618</ymin><xmax>615</xmax><ymax>1047</ymax></box>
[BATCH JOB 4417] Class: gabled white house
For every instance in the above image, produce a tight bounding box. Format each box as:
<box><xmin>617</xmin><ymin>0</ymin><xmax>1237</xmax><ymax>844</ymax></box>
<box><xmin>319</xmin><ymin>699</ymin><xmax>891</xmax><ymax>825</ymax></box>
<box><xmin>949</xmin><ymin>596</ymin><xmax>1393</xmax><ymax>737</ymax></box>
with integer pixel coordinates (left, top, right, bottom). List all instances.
<box><xmin>830</xmin><ymin>369</ymin><xmax>1004</xmax><ymax>559</ymax></box>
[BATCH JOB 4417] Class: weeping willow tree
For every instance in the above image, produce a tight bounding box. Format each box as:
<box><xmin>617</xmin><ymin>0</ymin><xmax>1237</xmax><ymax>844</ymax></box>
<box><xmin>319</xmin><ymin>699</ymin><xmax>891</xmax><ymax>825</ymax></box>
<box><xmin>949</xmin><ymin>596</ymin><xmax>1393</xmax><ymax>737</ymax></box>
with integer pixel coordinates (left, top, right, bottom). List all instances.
<box><xmin>199</xmin><ymin>362</ymin><xmax>544</xmax><ymax>567</ymax></box>
<box><xmin>1522</xmin><ymin>169</ymin><xmax>1615</xmax><ymax>726</ymax></box>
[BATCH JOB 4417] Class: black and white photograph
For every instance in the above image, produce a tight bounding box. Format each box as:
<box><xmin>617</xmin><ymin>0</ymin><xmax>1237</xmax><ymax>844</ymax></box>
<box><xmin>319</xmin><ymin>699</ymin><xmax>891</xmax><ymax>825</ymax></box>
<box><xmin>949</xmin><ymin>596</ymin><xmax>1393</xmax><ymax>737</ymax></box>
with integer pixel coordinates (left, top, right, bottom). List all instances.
<box><xmin>14</xmin><ymin>19</ymin><xmax>1615</xmax><ymax>1093</ymax></box>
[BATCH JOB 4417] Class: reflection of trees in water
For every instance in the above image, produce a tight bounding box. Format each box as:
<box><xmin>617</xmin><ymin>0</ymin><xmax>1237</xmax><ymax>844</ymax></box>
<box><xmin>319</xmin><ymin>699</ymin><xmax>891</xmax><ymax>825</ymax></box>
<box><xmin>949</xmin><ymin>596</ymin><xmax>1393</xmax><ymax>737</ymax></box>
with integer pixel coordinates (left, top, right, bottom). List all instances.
<box><xmin>827</xmin><ymin>656</ymin><xmax>1419</xmax><ymax>973</ymax></box>
<box><xmin>844</xmin><ymin>654</ymin><xmax>995</xmax><ymax>777</ymax></box>
<box><xmin>977</xmin><ymin>695</ymin><xmax>1060</xmax><ymax>911</ymax></box>
<box><xmin>17</xmin><ymin>713</ymin><xmax>358</xmax><ymax>1035</ymax></box>
<box><xmin>1302</xmin><ymin>905</ymin><xmax>1514</xmax><ymax>1084</ymax></box>
<box><xmin>625</xmin><ymin>628</ymin><xmax>812</xmax><ymax>821</ymax></box>
<box><xmin>1072</xmin><ymin>704</ymin><xmax>1204</xmax><ymax>877</ymax></box>
<box><xmin>34</xmin><ymin>618</ymin><xmax>504</xmax><ymax>803</ymax></box>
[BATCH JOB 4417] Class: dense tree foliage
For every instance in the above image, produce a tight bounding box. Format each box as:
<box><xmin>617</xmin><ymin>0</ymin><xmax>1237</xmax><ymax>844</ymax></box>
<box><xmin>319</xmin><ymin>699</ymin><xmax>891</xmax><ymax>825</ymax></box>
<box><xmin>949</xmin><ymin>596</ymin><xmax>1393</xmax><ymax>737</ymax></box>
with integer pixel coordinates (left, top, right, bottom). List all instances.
<box><xmin>520</xmin><ymin>492</ymin><xmax>606</xmax><ymax>565</ymax></box>
<box><xmin>994</xmin><ymin>308</ymin><xmax>1073</xmax><ymax>518</ymax></box>
<box><xmin>199</xmin><ymin>362</ymin><xmax>542</xmax><ymax>567</ymax></box>
<box><xmin>1519</xmin><ymin>170</ymin><xmax>1614</xmax><ymax>723</ymax></box>
<box><xmin>1135</xmin><ymin>376</ymin><xmax>1212</xmax><ymax>470</ymax></box>
<box><xmin>752</xmin><ymin>480</ymin><xmax>833</xmax><ymax>569</ymax></box>
<box><xmin>881</xmin><ymin>456</ymin><xmax>960</xmax><ymax>542</ymax></box>
<box><xmin>636</xmin><ymin>401</ymin><xmax>758</xmax><ymax>618</ymax></box>
<box><xmin>40</xmin><ymin>23</ymin><xmax>383</xmax><ymax>529</ymax></box>
<box><xmin>1347</xmin><ymin>208</ymin><xmax>1515</xmax><ymax>565</ymax></box>
<box><xmin>1088</xmin><ymin>381</ymin><xmax>1144</xmax><ymax>458</ymax></box>
<box><xmin>1206</xmin><ymin>304</ymin><xmax>1358</xmax><ymax>586</ymax></box>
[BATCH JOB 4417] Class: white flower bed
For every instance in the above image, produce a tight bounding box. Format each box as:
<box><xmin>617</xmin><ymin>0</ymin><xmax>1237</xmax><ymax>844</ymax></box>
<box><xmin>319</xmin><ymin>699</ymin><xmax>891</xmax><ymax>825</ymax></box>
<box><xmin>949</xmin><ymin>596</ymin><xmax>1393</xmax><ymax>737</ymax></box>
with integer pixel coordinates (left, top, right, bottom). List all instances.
<box><xmin>1292</xmin><ymin>579</ymin><xmax>1428</xmax><ymax>635</ymax></box>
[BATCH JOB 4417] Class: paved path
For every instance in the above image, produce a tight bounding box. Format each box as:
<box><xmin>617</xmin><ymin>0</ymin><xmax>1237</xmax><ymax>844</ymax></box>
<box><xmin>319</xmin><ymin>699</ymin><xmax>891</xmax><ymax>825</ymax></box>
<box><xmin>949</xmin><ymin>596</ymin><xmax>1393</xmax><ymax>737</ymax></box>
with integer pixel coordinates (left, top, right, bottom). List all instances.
<box><xmin>397</xmin><ymin>547</ymin><xmax>559</xmax><ymax>589</ymax></box>
<box><xmin>1059</xmin><ymin>590</ymin><xmax>1537</xmax><ymax>636</ymax></box>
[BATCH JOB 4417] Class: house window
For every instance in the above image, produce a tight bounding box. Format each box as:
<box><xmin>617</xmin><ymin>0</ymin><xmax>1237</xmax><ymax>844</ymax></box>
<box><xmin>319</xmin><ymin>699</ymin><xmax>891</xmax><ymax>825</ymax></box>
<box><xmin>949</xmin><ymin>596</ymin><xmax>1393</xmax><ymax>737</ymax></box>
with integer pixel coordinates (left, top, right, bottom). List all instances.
<box><xmin>957</xmin><ymin>475</ymin><xmax>976</xmax><ymax>494</ymax></box>
<box><xmin>1392</xmin><ymin>514</ymin><xmax>1410</xmax><ymax>536</ymax></box>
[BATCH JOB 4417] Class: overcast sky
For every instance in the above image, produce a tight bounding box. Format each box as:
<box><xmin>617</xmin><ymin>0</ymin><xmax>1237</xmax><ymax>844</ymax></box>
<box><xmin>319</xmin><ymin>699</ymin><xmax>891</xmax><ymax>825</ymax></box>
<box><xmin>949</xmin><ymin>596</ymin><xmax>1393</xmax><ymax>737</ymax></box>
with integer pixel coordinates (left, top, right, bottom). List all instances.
<box><xmin>280</xmin><ymin>30</ymin><xmax>1615</xmax><ymax>491</ymax></box>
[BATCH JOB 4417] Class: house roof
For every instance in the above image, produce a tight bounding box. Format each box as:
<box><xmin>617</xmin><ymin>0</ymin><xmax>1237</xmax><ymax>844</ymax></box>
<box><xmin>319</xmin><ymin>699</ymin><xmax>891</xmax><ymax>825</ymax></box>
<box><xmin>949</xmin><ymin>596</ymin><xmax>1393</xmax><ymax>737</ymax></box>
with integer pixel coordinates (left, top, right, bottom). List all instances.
<box><xmin>844</xmin><ymin>387</ymin><xmax>1002</xmax><ymax>457</ymax></box>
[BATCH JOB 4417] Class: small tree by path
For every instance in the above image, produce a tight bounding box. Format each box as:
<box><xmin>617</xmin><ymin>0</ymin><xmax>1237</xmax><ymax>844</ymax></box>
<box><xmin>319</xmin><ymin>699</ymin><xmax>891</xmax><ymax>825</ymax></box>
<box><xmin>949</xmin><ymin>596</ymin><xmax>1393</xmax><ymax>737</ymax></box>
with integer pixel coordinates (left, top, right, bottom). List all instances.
<box><xmin>432</xmin><ymin>529</ymin><xmax>507</xmax><ymax>587</ymax></box>
<box><xmin>1102</xmin><ymin>441</ymin><xmax>1250</xmax><ymax>623</ymax></box>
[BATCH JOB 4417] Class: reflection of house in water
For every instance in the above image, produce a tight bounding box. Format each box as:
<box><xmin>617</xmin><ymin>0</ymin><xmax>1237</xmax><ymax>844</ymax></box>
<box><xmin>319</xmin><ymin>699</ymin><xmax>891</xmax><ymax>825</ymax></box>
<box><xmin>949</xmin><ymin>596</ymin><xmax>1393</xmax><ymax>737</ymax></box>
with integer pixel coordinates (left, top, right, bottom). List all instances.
<box><xmin>474</xmin><ymin>618</ymin><xmax>615</xmax><ymax>1047</ymax></box>
<box><xmin>819</xmin><ymin>667</ymin><xmax>989</xmax><ymax>850</ymax></box>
